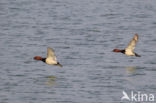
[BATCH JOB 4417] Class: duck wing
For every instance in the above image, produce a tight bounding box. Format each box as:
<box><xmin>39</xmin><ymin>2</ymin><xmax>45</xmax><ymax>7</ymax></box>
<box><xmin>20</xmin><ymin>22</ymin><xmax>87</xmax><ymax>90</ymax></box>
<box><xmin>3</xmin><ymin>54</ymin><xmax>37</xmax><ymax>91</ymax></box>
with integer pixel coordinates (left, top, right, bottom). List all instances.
<box><xmin>47</xmin><ymin>48</ymin><xmax>57</xmax><ymax>61</ymax></box>
<box><xmin>125</xmin><ymin>34</ymin><xmax>138</xmax><ymax>52</ymax></box>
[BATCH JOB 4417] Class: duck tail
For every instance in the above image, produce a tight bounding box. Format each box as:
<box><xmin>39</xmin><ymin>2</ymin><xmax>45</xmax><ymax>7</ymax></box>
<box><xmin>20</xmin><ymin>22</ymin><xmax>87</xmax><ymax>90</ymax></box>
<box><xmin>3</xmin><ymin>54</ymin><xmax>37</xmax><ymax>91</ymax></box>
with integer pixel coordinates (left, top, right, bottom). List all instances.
<box><xmin>56</xmin><ymin>62</ymin><xmax>63</xmax><ymax>67</ymax></box>
<box><xmin>135</xmin><ymin>53</ymin><xmax>141</xmax><ymax>57</ymax></box>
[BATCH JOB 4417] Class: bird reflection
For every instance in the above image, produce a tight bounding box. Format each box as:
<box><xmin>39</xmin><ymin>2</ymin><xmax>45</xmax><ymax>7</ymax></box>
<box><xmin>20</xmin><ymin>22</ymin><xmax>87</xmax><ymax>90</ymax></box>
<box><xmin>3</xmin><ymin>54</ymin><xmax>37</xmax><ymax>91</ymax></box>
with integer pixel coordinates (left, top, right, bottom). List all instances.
<box><xmin>45</xmin><ymin>76</ymin><xmax>56</xmax><ymax>86</ymax></box>
<box><xmin>125</xmin><ymin>66</ymin><xmax>136</xmax><ymax>74</ymax></box>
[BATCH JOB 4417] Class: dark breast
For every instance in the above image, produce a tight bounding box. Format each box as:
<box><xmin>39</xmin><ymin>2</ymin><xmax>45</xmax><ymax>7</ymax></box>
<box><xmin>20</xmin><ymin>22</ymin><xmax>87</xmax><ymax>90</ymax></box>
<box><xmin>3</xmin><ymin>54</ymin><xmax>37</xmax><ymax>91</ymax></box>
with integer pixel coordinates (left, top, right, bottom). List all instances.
<box><xmin>121</xmin><ymin>50</ymin><xmax>125</xmax><ymax>54</ymax></box>
<box><xmin>42</xmin><ymin>58</ymin><xmax>46</xmax><ymax>62</ymax></box>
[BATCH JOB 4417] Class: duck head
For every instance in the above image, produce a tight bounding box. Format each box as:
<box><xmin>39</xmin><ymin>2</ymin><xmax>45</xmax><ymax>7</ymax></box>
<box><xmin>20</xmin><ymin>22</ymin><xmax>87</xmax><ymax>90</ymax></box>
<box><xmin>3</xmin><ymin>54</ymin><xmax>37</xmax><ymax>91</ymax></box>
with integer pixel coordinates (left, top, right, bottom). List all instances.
<box><xmin>113</xmin><ymin>49</ymin><xmax>122</xmax><ymax>52</ymax></box>
<box><xmin>34</xmin><ymin>56</ymin><xmax>44</xmax><ymax>61</ymax></box>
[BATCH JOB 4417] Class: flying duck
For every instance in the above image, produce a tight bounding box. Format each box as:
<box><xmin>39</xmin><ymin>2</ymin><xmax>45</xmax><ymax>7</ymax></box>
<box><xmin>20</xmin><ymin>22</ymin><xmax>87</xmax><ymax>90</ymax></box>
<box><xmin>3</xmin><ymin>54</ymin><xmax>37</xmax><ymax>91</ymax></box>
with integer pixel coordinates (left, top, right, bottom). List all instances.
<box><xmin>113</xmin><ymin>34</ymin><xmax>141</xmax><ymax>57</ymax></box>
<box><xmin>34</xmin><ymin>48</ymin><xmax>63</xmax><ymax>67</ymax></box>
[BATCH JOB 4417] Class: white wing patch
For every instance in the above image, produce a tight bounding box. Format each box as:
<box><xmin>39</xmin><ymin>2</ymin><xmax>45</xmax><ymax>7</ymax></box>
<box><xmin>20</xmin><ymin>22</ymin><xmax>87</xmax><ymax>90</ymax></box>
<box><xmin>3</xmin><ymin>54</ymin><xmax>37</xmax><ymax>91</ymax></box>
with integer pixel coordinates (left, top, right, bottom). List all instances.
<box><xmin>125</xmin><ymin>34</ymin><xmax>139</xmax><ymax>55</ymax></box>
<box><xmin>46</xmin><ymin>48</ymin><xmax>58</xmax><ymax>65</ymax></box>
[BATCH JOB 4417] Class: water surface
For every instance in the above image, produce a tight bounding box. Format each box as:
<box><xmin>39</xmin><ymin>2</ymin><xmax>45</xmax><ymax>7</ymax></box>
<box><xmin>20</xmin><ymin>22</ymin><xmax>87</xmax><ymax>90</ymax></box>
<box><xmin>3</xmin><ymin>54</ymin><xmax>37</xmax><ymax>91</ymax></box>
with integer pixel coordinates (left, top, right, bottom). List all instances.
<box><xmin>0</xmin><ymin>0</ymin><xmax>156</xmax><ymax>103</ymax></box>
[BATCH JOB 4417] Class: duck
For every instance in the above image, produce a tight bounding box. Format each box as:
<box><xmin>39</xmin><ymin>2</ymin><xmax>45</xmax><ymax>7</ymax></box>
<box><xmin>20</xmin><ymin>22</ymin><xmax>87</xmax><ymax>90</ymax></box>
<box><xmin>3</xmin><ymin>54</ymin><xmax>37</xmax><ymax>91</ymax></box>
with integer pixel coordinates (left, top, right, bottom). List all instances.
<box><xmin>34</xmin><ymin>48</ymin><xmax>63</xmax><ymax>67</ymax></box>
<box><xmin>113</xmin><ymin>33</ymin><xmax>141</xmax><ymax>57</ymax></box>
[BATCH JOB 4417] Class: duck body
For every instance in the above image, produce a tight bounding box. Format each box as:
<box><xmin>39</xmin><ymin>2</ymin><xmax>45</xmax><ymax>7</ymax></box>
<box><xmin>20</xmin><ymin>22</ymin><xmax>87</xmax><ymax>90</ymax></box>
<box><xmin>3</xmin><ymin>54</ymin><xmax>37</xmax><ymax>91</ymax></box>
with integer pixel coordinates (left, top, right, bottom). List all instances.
<box><xmin>113</xmin><ymin>34</ymin><xmax>141</xmax><ymax>57</ymax></box>
<box><xmin>34</xmin><ymin>48</ymin><xmax>62</xmax><ymax>67</ymax></box>
<box><xmin>113</xmin><ymin>49</ymin><xmax>140</xmax><ymax>57</ymax></box>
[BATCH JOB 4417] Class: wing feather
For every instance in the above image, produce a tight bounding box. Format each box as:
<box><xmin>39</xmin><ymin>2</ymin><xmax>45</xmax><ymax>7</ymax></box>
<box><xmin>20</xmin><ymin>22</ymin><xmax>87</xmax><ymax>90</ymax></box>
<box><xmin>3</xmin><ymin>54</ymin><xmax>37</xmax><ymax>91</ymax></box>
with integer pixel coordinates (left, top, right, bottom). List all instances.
<box><xmin>47</xmin><ymin>48</ymin><xmax>57</xmax><ymax>61</ymax></box>
<box><xmin>125</xmin><ymin>34</ymin><xmax>138</xmax><ymax>52</ymax></box>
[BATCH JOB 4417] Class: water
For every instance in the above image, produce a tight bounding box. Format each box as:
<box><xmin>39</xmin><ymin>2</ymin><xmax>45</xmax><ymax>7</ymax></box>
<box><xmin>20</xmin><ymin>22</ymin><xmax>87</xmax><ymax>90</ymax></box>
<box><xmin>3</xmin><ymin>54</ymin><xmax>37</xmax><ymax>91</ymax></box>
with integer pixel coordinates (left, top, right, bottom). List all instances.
<box><xmin>0</xmin><ymin>0</ymin><xmax>156</xmax><ymax>103</ymax></box>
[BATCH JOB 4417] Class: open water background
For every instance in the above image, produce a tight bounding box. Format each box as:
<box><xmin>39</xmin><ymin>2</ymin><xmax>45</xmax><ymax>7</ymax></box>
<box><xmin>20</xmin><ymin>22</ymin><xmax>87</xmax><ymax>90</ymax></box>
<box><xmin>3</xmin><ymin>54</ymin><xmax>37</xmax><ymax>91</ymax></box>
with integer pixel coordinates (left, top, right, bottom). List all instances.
<box><xmin>0</xmin><ymin>0</ymin><xmax>156</xmax><ymax>103</ymax></box>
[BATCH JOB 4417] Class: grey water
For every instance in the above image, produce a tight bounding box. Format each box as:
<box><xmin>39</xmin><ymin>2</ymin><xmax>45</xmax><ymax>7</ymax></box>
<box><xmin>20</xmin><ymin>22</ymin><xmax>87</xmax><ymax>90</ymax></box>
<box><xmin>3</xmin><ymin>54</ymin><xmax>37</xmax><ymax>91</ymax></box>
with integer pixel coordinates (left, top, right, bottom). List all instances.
<box><xmin>0</xmin><ymin>0</ymin><xmax>156</xmax><ymax>103</ymax></box>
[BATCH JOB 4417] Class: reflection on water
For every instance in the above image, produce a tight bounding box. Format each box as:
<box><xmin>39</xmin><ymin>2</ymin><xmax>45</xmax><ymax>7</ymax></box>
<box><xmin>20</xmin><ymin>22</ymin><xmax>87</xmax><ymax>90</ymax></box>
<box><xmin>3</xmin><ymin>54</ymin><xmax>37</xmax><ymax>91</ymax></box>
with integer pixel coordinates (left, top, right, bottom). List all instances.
<box><xmin>125</xmin><ymin>66</ymin><xmax>136</xmax><ymax>74</ymax></box>
<box><xmin>45</xmin><ymin>76</ymin><xmax>56</xmax><ymax>86</ymax></box>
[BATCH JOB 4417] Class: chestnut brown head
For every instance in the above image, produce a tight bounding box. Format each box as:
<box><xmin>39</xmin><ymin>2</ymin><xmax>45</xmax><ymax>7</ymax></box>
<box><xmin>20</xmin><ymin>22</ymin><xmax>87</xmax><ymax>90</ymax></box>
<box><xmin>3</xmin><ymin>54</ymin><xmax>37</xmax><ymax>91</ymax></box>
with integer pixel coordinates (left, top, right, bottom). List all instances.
<box><xmin>34</xmin><ymin>56</ymin><xmax>43</xmax><ymax>60</ymax></box>
<box><xmin>112</xmin><ymin>49</ymin><xmax>122</xmax><ymax>52</ymax></box>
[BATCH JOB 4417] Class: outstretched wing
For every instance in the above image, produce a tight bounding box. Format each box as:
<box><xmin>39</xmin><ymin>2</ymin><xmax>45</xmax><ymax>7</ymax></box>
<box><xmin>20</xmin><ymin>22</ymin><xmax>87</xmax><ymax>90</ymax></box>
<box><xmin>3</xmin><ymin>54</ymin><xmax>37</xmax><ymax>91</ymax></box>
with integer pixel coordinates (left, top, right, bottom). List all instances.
<box><xmin>47</xmin><ymin>48</ymin><xmax>57</xmax><ymax>61</ymax></box>
<box><xmin>125</xmin><ymin>34</ymin><xmax>138</xmax><ymax>52</ymax></box>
